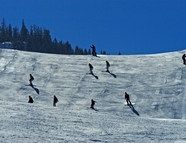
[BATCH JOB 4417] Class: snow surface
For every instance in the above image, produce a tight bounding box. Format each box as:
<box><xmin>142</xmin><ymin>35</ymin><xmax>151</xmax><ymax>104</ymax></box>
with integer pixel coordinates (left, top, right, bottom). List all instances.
<box><xmin>0</xmin><ymin>49</ymin><xmax>186</xmax><ymax>142</ymax></box>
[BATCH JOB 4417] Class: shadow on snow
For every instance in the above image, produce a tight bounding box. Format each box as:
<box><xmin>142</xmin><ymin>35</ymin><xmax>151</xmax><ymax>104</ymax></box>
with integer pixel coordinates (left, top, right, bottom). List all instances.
<box><xmin>128</xmin><ymin>104</ymin><xmax>140</xmax><ymax>116</ymax></box>
<box><xmin>31</xmin><ymin>85</ymin><xmax>40</xmax><ymax>94</ymax></box>
<box><xmin>107</xmin><ymin>70</ymin><xmax>117</xmax><ymax>78</ymax></box>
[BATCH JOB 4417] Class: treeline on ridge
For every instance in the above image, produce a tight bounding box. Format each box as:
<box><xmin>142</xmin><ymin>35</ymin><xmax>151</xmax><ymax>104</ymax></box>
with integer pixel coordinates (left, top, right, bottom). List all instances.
<box><xmin>0</xmin><ymin>18</ymin><xmax>107</xmax><ymax>55</ymax></box>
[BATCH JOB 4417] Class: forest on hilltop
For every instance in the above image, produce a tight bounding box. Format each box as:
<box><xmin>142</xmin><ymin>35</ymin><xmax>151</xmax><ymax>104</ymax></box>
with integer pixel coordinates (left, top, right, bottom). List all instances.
<box><xmin>0</xmin><ymin>18</ymin><xmax>107</xmax><ymax>55</ymax></box>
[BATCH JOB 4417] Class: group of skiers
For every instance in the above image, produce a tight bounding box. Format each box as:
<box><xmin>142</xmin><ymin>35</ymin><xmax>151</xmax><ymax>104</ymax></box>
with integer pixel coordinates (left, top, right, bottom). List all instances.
<box><xmin>28</xmin><ymin>52</ymin><xmax>186</xmax><ymax>109</ymax></box>
<box><xmin>28</xmin><ymin>71</ymin><xmax>132</xmax><ymax>109</ymax></box>
<box><xmin>27</xmin><ymin>44</ymin><xmax>133</xmax><ymax>109</ymax></box>
<box><xmin>89</xmin><ymin>44</ymin><xmax>132</xmax><ymax>108</ymax></box>
<box><xmin>27</xmin><ymin>74</ymin><xmax>59</xmax><ymax>106</ymax></box>
<box><xmin>88</xmin><ymin>60</ymin><xmax>110</xmax><ymax>74</ymax></box>
<box><xmin>90</xmin><ymin>92</ymin><xmax>132</xmax><ymax>109</ymax></box>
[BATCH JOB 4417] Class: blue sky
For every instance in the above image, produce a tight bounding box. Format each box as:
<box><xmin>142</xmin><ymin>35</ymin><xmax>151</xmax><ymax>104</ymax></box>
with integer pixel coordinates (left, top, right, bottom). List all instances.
<box><xmin>1</xmin><ymin>0</ymin><xmax>186</xmax><ymax>55</ymax></box>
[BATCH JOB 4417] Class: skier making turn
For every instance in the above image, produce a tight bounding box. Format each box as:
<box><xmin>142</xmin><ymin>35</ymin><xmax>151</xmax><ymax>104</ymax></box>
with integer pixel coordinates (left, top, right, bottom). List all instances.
<box><xmin>89</xmin><ymin>63</ymin><xmax>93</xmax><ymax>74</ymax></box>
<box><xmin>29</xmin><ymin>74</ymin><xmax>34</xmax><ymax>86</ymax></box>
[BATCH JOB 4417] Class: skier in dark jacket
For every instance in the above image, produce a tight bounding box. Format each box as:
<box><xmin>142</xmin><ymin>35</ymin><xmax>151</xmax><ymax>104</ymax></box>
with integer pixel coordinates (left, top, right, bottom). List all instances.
<box><xmin>106</xmin><ymin>60</ymin><xmax>110</xmax><ymax>72</ymax></box>
<box><xmin>90</xmin><ymin>99</ymin><xmax>96</xmax><ymax>109</ymax></box>
<box><xmin>90</xmin><ymin>44</ymin><xmax>97</xmax><ymax>56</ymax></box>
<box><xmin>28</xmin><ymin>96</ymin><xmax>34</xmax><ymax>103</ymax></box>
<box><xmin>29</xmin><ymin>74</ymin><xmax>34</xmax><ymax>86</ymax></box>
<box><xmin>182</xmin><ymin>54</ymin><xmax>186</xmax><ymax>65</ymax></box>
<box><xmin>53</xmin><ymin>95</ymin><xmax>58</xmax><ymax>107</ymax></box>
<box><xmin>125</xmin><ymin>92</ymin><xmax>132</xmax><ymax>105</ymax></box>
<box><xmin>89</xmin><ymin>63</ymin><xmax>93</xmax><ymax>74</ymax></box>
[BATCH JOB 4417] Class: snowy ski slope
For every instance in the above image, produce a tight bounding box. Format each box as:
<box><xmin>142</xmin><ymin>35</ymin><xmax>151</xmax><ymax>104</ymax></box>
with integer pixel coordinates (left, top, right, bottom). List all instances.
<box><xmin>0</xmin><ymin>49</ymin><xmax>186</xmax><ymax>142</ymax></box>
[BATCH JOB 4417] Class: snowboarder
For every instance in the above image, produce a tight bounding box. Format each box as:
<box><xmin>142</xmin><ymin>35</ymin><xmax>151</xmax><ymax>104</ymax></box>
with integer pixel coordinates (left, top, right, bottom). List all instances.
<box><xmin>106</xmin><ymin>60</ymin><xmax>110</xmax><ymax>72</ymax></box>
<box><xmin>125</xmin><ymin>92</ymin><xmax>132</xmax><ymax>105</ymax></box>
<box><xmin>29</xmin><ymin>74</ymin><xmax>34</xmax><ymax>86</ymax></box>
<box><xmin>53</xmin><ymin>95</ymin><xmax>58</xmax><ymax>107</ymax></box>
<box><xmin>90</xmin><ymin>99</ymin><xmax>96</xmax><ymax>109</ymax></box>
<box><xmin>90</xmin><ymin>44</ymin><xmax>97</xmax><ymax>56</ymax></box>
<box><xmin>182</xmin><ymin>54</ymin><xmax>186</xmax><ymax>65</ymax></box>
<box><xmin>28</xmin><ymin>96</ymin><xmax>34</xmax><ymax>103</ymax></box>
<box><xmin>89</xmin><ymin>63</ymin><xmax>93</xmax><ymax>74</ymax></box>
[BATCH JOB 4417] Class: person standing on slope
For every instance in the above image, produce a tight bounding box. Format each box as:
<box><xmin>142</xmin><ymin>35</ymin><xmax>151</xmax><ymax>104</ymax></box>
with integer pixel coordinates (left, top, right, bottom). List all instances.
<box><xmin>53</xmin><ymin>95</ymin><xmax>58</xmax><ymax>107</ymax></box>
<box><xmin>182</xmin><ymin>54</ymin><xmax>186</xmax><ymax>65</ymax></box>
<box><xmin>125</xmin><ymin>92</ymin><xmax>132</xmax><ymax>105</ymax></box>
<box><xmin>106</xmin><ymin>60</ymin><xmax>110</xmax><ymax>72</ymax></box>
<box><xmin>90</xmin><ymin>44</ymin><xmax>97</xmax><ymax>56</ymax></box>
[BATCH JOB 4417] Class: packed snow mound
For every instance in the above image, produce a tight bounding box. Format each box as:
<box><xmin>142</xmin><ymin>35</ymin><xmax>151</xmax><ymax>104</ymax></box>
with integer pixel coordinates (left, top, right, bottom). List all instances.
<box><xmin>0</xmin><ymin>49</ymin><xmax>186</xmax><ymax>142</ymax></box>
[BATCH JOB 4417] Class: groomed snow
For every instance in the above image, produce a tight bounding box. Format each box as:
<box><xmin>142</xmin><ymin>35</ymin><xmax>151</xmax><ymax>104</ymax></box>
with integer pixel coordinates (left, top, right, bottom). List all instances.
<box><xmin>0</xmin><ymin>49</ymin><xmax>186</xmax><ymax>142</ymax></box>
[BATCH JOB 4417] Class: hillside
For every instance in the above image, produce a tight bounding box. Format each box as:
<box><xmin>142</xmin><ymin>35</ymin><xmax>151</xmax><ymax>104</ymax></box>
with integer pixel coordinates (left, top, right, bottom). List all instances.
<box><xmin>0</xmin><ymin>49</ymin><xmax>186</xmax><ymax>142</ymax></box>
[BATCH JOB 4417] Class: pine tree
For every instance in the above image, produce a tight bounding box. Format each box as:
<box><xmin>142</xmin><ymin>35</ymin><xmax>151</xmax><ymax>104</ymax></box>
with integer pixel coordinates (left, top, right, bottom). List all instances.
<box><xmin>20</xmin><ymin>19</ymin><xmax>28</xmax><ymax>42</ymax></box>
<box><xmin>0</xmin><ymin>18</ymin><xmax>6</xmax><ymax>42</ymax></box>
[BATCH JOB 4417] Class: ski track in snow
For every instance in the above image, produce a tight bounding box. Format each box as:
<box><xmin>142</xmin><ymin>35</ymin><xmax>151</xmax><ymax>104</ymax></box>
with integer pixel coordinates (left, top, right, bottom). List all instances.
<box><xmin>0</xmin><ymin>49</ymin><xmax>186</xmax><ymax>142</ymax></box>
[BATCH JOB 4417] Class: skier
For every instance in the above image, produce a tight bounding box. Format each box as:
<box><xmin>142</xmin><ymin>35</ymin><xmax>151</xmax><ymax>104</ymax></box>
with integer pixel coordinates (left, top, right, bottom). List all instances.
<box><xmin>53</xmin><ymin>95</ymin><xmax>58</xmax><ymax>107</ymax></box>
<box><xmin>125</xmin><ymin>92</ymin><xmax>132</xmax><ymax>105</ymax></box>
<box><xmin>106</xmin><ymin>60</ymin><xmax>110</xmax><ymax>72</ymax></box>
<box><xmin>89</xmin><ymin>63</ymin><xmax>93</xmax><ymax>74</ymax></box>
<box><xmin>182</xmin><ymin>54</ymin><xmax>186</xmax><ymax>65</ymax></box>
<box><xmin>90</xmin><ymin>44</ymin><xmax>97</xmax><ymax>56</ymax></box>
<box><xmin>28</xmin><ymin>96</ymin><xmax>34</xmax><ymax>103</ymax></box>
<box><xmin>29</xmin><ymin>74</ymin><xmax>34</xmax><ymax>86</ymax></box>
<box><xmin>90</xmin><ymin>99</ymin><xmax>96</xmax><ymax>109</ymax></box>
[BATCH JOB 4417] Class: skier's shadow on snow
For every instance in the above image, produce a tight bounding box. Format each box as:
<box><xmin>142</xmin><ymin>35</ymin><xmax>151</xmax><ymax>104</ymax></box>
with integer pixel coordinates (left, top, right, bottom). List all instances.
<box><xmin>107</xmin><ymin>70</ymin><xmax>116</xmax><ymax>78</ymax></box>
<box><xmin>128</xmin><ymin>104</ymin><xmax>139</xmax><ymax>116</ymax></box>
<box><xmin>31</xmin><ymin>85</ymin><xmax>39</xmax><ymax>94</ymax></box>
<box><xmin>91</xmin><ymin>73</ymin><xmax>98</xmax><ymax>79</ymax></box>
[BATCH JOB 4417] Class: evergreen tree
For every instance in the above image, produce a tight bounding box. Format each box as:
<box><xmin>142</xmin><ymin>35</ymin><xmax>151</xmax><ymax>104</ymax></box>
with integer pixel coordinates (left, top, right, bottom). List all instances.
<box><xmin>0</xmin><ymin>18</ymin><xmax>6</xmax><ymax>42</ymax></box>
<box><xmin>6</xmin><ymin>24</ymin><xmax>12</xmax><ymax>42</ymax></box>
<box><xmin>64</xmin><ymin>41</ymin><xmax>73</xmax><ymax>54</ymax></box>
<box><xmin>42</xmin><ymin>28</ymin><xmax>52</xmax><ymax>53</ymax></box>
<box><xmin>88</xmin><ymin>49</ymin><xmax>91</xmax><ymax>55</ymax></box>
<box><xmin>75</xmin><ymin>46</ymin><xmax>84</xmax><ymax>55</ymax></box>
<box><xmin>101</xmin><ymin>50</ymin><xmax>106</xmax><ymax>55</ymax></box>
<box><xmin>27</xmin><ymin>26</ymin><xmax>34</xmax><ymax>51</ymax></box>
<box><xmin>12</xmin><ymin>26</ymin><xmax>20</xmax><ymax>49</ymax></box>
<box><xmin>0</xmin><ymin>18</ymin><xmax>107</xmax><ymax>55</ymax></box>
<box><xmin>52</xmin><ymin>38</ymin><xmax>58</xmax><ymax>54</ymax></box>
<box><xmin>83</xmin><ymin>49</ymin><xmax>88</xmax><ymax>55</ymax></box>
<box><xmin>58</xmin><ymin>40</ymin><xmax>65</xmax><ymax>54</ymax></box>
<box><xmin>20</xmin><ymin>19</ymin><xmax>28</xmax><ymax>42</ymax></box>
